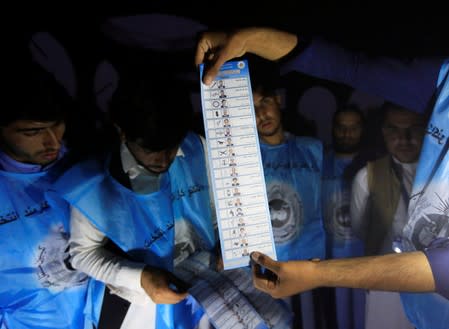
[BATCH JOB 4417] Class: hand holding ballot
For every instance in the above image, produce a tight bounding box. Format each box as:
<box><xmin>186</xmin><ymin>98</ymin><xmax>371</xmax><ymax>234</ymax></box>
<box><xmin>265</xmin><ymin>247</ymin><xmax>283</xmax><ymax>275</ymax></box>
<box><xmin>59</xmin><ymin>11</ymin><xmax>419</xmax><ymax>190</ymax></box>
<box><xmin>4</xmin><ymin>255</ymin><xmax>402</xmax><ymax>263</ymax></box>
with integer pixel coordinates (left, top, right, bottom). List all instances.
<box><xmin>251</xmin><ymin>251</ymin><xmax>320</xmax><ymax>299</ymax></box>
<box><xmin>141</xmin><ymin>266</ymin><xmax>189</xmax><ymax>304</ymax></box>
<box><xmin>195</xmin><ymin>28</ymin><xmax>298</xmax><ymax>85</ymax></box>
<box><xmin>250</xmin><ymin>250</ymin><xmax>439</xmax><ymax>298</ymax></box>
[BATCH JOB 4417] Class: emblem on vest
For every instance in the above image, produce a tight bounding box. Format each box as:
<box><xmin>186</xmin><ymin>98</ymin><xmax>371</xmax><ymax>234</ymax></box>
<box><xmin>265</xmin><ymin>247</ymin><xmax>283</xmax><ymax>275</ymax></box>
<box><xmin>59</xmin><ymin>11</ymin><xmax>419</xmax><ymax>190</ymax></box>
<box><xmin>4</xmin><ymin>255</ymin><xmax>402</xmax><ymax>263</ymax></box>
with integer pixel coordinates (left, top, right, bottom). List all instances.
<box><xmin>36</xmin><ymin>226</ymin><xmax>88</xmax><ymax>290</ymax></box>
<box><xmin>324</xmin><ymin>190</ymin><xmax>354</xmax><ymax>240</ymax></box>
<box><xmin>403</xmin><ymin>191</ymin><xmax>449</xmax><ymax>251</ymax></box>
<box><xmin>267</xmin><ymin>183</ymin><xmax>303</xmax><ymax>243</ymax></box>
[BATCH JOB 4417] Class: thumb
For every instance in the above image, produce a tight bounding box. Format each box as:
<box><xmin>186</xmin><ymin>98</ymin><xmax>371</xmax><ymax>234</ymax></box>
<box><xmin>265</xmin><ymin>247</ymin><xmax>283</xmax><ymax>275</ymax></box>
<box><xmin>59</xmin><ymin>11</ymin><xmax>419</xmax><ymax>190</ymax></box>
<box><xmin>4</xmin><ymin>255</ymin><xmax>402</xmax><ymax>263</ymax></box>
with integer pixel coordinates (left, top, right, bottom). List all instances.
<box><xmin>202</xmin><ymin>59</ymin><xmax>224</xmax><ymax>86</ymax></box>
<box><xmin>251</xmin><ymin>251</ymin><xmax>279</xmax><ymax>274</ymax></box>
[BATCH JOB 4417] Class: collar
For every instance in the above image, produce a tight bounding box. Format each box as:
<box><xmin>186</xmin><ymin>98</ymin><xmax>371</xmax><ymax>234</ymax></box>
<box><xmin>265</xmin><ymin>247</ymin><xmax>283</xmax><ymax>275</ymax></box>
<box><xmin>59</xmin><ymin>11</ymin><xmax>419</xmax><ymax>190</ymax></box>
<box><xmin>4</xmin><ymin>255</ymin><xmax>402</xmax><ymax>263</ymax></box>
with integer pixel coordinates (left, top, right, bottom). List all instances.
<box><xmin>120</xmin><ymin>142</ymin><xmax>184</xmax><ymax>179</ymax></box>
<box><xmin>392</xmin><ymin>156</ymin><xmax>418</xmax><ymax>173</ymax></box>
<box><xmin>259</xmin><ymin>131</ymin><xmax>293</xmax><ymax>146</ymax></box>
<box><xmin>0</xmin><ymin>145</ymin><xmax>67</xmax><ymax>173</ymax></box>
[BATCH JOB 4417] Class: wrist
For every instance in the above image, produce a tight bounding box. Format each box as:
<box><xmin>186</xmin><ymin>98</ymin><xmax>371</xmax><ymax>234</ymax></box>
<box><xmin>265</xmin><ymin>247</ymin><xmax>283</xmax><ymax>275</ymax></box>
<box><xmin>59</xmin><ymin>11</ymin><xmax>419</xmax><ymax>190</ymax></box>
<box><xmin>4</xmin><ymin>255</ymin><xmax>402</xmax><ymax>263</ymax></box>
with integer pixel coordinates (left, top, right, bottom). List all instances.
<box><xmin>277</xmin><ymin>34</ymin><xmax>311</xmax><ymax>64</ymax></box>
<box><xmin>308</xmin><ymin>258</ymin><xmax>323</xmax><ymax>288</ymax></box>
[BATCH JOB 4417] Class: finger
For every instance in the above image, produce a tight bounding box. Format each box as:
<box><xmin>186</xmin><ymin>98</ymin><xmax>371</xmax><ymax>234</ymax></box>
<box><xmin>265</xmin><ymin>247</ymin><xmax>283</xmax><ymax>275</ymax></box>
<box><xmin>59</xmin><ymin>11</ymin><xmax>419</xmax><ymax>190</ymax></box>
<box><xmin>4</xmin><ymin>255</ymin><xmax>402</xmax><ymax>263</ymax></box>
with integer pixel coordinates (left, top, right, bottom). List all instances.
<box><xmin>202</xmin><ymin>57</ymin><xmax>225</xmax><ymax>86</ymax></box>
<box><xmin>252</xmin><ymin>269</ymin><xmax>269</xmax><ymax>293</ymax></box>
<box><xmin>204</xmin><ymin>38</ymin><xmax>245</xmax><ymax>85</ymax></box>
<box><xmin>251</xmin><ymin>260</ymin><xmax>273</xmax><ymax>292</ymax></box>
<box><xmin>251</xmin><ymin>262</ymin><xmax>264</xmax><ymax>279</ymax></box>
<box><xmin>250</xmin><ymin>252</ymin><xmax>280</xmax><ymax>274</ymax></box>
<box><xmin>194</xmin><ymin>36</ymin><xmax>210</xmax><ymax>67</ymax></box>
<box><xmin>216</xmin><ymin>258</ymin><xmax>224</xmax><ymax>272</ymax></box>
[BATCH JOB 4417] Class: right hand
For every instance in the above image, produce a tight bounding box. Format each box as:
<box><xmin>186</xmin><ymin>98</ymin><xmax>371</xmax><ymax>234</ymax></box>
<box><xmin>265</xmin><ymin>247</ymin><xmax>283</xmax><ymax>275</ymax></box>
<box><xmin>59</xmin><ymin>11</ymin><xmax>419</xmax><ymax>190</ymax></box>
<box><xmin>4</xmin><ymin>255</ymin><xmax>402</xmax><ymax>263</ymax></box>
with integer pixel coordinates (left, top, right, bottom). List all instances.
<box><xmin>140</xmin><ymin>266</ymin><xmax>189</xmax><ymax>304</ymax></box>
<box><xmin>195</xmin><ymin>27</ymin><xmax>298</xmax><ymax>86</ymax></box>
<box><xmin>250</xmin><ymin>251</ymin><xmax>319</xmax><ymax>298</ymax></box>
<box><xmin>195</xmin><ymin>30</ymin><xmax>248</xmax><ymax>86</ymax></box>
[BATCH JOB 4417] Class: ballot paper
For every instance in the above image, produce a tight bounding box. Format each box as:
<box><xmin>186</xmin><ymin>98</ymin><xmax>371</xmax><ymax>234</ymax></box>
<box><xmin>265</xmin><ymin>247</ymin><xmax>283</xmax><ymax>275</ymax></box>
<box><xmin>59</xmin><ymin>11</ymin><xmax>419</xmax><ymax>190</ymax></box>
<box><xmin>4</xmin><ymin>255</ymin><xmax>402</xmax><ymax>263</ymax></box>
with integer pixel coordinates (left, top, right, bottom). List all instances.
<box><xmin>174</xmin><ymin>251</ymin><xmax>292</xmax><ymax>329</ymax></box>
<box><xmin>172</xmin><ymin>62</ymin><xmax>292</xmax><ymax>329</ymax></box>
<box><xmin>199</xmin><ymin>60</ymin><xmax>277</xmax><ymax>270</ymax></box>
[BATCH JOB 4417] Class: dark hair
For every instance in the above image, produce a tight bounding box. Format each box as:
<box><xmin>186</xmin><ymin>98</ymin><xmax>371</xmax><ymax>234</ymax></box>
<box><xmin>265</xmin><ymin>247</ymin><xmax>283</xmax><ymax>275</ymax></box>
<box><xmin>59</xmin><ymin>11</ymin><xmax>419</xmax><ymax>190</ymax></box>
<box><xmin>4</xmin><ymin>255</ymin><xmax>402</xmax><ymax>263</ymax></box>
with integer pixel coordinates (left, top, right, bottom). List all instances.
<box><xmin>1</xmin><ymin>62</ymin><xmax>73</xmax><ymax>126</ymax></box>
<box><xmin>332</xmin><ymin>103</ymin><xmax>366</xmax><ymax>127</ymax></box>
<box><xmin>248</xmin><ymin>56</ymin><xmax>281</xmax><ymax>97</ymax></box>
<box><xmin>380</xmin><ymin>101</ymin><xmax>427</xmax><ymax>124</ymax></box>
<box><xmin>108</xmin><ymin>73</ymin><xmax>193</xmax><ymax>151</ymax></box>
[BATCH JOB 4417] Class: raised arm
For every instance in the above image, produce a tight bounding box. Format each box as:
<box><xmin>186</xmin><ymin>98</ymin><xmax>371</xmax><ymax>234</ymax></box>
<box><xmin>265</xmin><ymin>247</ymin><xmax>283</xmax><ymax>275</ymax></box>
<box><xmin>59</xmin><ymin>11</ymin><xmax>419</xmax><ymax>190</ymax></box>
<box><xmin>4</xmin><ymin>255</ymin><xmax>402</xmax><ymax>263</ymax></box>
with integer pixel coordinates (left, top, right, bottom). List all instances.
<box><xmin>280</xmin><ymin>38</ymin><xmax>444</xmax><ymax>113</ymax></box>
<box><xmin>195</xmin><ymin>27</ymin><xmax>445</xmax><ymax>113</ymax></box>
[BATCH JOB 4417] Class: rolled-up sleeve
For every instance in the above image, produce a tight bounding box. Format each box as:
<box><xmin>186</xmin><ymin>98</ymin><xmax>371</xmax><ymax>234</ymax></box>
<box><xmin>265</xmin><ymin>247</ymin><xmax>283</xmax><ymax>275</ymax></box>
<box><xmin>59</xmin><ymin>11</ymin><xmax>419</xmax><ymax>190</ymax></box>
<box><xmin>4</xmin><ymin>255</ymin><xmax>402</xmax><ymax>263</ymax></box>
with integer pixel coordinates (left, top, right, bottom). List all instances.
<box><xmin>424</xmin><ymin>238</ymin><xmax>449</xmax><ymax>299</ymax></box>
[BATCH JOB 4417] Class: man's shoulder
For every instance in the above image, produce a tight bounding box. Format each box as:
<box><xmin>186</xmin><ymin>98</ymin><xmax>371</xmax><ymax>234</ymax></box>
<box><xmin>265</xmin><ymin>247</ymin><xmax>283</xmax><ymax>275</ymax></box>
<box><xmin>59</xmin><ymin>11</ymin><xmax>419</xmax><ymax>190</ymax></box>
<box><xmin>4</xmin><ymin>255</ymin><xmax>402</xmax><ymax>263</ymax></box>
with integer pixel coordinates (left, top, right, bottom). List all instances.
<box><xmin>65</xmin><ymin>155</ymin><xmax>106</xmax><ymax>175</ymax></box>
<box><xmin>367</xmin><ymin>154</ymin><xmax>390</xmax><ymax>166</ymax></box>
<box><xmin>364</xmin><ymin>155</ymin><xmax>397</xmax><ymax>192</ymax></box>
<box><xmin>354</xmin><ymin>165</ymin><xmax>369</xmax><ymax>186</ymax></box>
<box><xmin>180</xmin><ymin>131</ymin><xmax>205</xmax><ymax>154</ymax></box>
<box><xmin>292</xmin><ymin>135</ymin><xmax>322</xmax><ymax>147</ymax></box>
<box><xmin>53</xmin><ymin>155</ymin><xmax>107</xmax><ymax>193</ymax></box>
<box><xmin>291</xmin><ymin>135</ymin><xmax>323</xmax><ymax>156</ymax></box>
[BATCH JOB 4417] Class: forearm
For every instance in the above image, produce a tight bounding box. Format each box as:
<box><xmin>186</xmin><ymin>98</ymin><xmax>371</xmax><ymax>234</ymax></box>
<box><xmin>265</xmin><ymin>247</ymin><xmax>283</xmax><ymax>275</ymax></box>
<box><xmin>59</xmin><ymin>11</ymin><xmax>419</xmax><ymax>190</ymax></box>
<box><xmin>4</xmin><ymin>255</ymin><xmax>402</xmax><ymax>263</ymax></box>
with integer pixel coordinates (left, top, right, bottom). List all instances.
<box><xmin>241</xmin><ymin>27</ymin><xmax>298</xmax><ymax>61</ymax></box>
<box><xmin>316</xmin><ymin>251</ymin><xmax>435</xmax><ymax>292</ymax></box>
<box><xmin>69</xmin><ymin>207</ymin><xmax>144</xmax><ymax>291</ymax></box>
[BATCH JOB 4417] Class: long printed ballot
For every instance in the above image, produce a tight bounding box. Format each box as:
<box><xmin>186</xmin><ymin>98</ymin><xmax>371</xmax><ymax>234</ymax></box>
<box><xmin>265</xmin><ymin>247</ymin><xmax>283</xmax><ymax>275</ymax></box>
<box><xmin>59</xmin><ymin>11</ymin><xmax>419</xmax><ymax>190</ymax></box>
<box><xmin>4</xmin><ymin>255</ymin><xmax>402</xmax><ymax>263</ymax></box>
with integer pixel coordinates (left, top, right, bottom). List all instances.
<box><xmin>199</xmin><ymin>60</ymin><xmax>276</xmax><ymax>269</ymax></box>
<box><xmin>174</xmin><ymin>251</ymin><xmax>292</xmax><ymax>329</ymax></box>
<box><xmin>170</xmin><ymin>61</ymin><xmax>292</xmax><ymax>329</ymax></box>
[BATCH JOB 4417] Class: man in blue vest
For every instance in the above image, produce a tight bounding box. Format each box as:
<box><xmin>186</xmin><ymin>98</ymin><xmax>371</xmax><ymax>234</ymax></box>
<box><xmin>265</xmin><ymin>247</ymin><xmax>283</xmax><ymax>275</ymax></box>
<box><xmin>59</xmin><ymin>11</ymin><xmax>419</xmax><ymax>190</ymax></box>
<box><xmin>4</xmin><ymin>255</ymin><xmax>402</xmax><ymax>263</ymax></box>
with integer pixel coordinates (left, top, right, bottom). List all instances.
<box><xmin>0</xmin><ymin>62</ymin><xmax>102</xmax><ymax>329</ymax></box>
<box><xmin>250</xmin><ymin>64</ymin><xmax>326</xmax><ymax>328</ymax></box>
<box><xmin>322</xmin><ymin>105</ymin><xmax>367</xmax><ymax>329</ymax></box>
<box><xmin>195</xmin><ymin>26</ymin><xmax>448</xmax><ymax>329</ymax></box>
<box><xmin>56</xmin><ymin>74</ymin><xmax>217</xmax><ymax>329</ymax></box>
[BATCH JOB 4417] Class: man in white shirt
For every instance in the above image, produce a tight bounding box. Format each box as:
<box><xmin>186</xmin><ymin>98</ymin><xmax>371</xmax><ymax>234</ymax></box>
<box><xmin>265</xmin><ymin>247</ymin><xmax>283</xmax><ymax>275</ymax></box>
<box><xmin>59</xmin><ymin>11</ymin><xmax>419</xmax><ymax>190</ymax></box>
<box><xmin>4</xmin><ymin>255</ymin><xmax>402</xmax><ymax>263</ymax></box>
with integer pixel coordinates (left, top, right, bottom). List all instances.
<box><xmin>350</xmin><ymin>101</ymin><xmax>427</xmax><ymax>329</ymax></box>
<box><xmin>56</xmin><ymin>74</ymin><xmax>216</xmax><ymax>329</ymax></box>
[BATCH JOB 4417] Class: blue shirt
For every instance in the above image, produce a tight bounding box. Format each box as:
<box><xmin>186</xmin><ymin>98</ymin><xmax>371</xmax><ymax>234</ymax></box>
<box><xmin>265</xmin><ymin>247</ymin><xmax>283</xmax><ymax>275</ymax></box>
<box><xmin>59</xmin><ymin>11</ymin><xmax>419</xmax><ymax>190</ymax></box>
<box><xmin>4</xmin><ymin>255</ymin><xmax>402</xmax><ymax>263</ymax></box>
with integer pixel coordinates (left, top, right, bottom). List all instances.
<box><xmin>424</xmin><ymin>238</ymin><xmax>449</xmax><ymax>299</ymax></box>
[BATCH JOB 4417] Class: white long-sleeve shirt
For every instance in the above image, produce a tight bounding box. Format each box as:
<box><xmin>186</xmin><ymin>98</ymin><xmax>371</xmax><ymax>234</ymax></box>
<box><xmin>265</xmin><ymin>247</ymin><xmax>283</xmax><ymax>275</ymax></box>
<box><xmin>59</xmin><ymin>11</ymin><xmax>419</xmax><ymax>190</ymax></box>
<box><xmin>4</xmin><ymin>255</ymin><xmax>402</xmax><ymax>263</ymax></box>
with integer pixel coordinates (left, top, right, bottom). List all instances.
<box><xmin>350</xmin><ymin>157</ymin><xmax>417</xmax><ymax>254</ymax></box>
<box><xmin>69</xmin><ymin>136</ymin><xmax>213</xmax><ymax>304</ymax></box>
<box><xmin>70</xmin><ymin>206</ymin><xmax>149</xmax><ymax>303</ymax></box>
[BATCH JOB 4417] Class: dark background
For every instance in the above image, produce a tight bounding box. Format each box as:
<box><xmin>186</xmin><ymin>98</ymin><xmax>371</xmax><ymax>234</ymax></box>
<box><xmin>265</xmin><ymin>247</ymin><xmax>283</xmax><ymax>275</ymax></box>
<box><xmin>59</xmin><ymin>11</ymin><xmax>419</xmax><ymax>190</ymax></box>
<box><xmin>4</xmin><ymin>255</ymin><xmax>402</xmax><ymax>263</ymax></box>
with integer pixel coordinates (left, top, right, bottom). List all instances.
<box><xmin>20</xmin><ymin>2</ymin><xmax>449</xmax><ymax>63</ymax></box>
<box><xmin>13</xmin><ymin>2</ymin><xmax>448</xmax><ymax>152</ymax></box>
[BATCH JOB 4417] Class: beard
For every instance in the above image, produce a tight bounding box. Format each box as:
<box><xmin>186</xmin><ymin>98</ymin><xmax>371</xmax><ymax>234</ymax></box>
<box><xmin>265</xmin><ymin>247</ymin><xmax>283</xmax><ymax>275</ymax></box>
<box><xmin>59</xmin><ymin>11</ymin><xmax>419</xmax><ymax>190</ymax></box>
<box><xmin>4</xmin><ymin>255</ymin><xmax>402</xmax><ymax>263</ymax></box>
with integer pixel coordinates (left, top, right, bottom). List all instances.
<box><xmin>333</xmin><ymin>139</ymin><xmax>361</xmax><ymax>154</ymax></box>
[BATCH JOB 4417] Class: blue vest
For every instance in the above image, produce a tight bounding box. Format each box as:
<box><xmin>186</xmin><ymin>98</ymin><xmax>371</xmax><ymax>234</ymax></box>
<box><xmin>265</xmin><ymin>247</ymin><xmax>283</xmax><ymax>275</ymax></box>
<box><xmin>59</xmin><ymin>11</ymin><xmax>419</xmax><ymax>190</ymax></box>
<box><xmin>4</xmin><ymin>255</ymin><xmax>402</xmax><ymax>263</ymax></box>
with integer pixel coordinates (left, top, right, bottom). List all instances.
<box><xmin>322</xmin><ymin>150</ymin><xmax>365</xmax><ymax>329</ymax></box>
<box><xmin>400</xmin><ymin>60</ymin><xmax>449</xmax><ymax>329</ymax></box>
<box><xmin>322</xmin><ymin>150</ymin><xmax>364</xmax><ymax>255</ymax></box>
<box><xmin>56</xmin><ymin>132</ymin><xmax>215</xmax><ymax>329</ymax></box>
<box><xmin>0</xmin><ymin>160</ymin><xmax>103</xmax><ymax>329</ymax></box>
<box><xmin>260</xmin><ymin>136</ymin><xmax>326</xmax><ymax>261</ymax></box>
